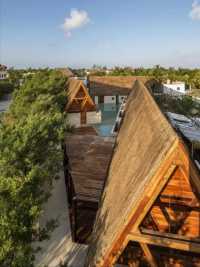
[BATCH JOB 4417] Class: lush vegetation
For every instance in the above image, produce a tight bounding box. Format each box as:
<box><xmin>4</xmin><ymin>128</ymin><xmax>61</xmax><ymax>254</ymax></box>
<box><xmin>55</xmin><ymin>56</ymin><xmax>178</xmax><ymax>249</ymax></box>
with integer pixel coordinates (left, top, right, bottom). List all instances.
<box><xmin>0</xmin><ymin>70</ymin><xmax>67</xmax><ymax>267</ymax></box>
<box><xmin>0</xmin><ymin>68</ymin><xmax>43</xmax><ymax>100</ymax></box>
<box><xmin>8</xmin><ymin>68</ymin><xmax>46</xmax><ymax>92</ymax></box>
<box><xmin>0</xmin><ymin>80</ymin><xmax>14</xmax><ymax>99</ymax></box>
<box><xmin>155</xmin><ymin>94</ymin><xmax>200</xmax><ymax>117</ymax></box>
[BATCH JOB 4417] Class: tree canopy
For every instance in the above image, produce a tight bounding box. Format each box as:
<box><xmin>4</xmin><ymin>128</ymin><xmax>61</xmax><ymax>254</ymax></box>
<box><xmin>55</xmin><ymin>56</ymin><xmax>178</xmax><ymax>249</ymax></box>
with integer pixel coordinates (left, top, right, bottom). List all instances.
<box><xmin>0</xmin><ymin>70</ymin><xmax>67</xmax><ymax>267</ymax></box>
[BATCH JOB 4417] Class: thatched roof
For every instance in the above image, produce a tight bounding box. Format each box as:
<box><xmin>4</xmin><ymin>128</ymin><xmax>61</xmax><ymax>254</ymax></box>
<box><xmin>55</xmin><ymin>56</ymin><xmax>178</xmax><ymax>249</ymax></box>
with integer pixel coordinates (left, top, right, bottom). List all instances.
<box><xmin>66</xmin><ymin>79</ymin><xmax>96</xmax><ymax>112</ymax></box>
<box><xmin>88</xmin><ymin>76</ymin><xmax>157</xmax><ymax>96</ymax></box>
<box><xmin>85</xmin><ymin>80</ymin><xmax>180</xmax><ymax>266</ymax></box>
<box><xmin>58</xmin><ymin>67</ymin><xmax>74</xmax><ymax>77</ymax></box>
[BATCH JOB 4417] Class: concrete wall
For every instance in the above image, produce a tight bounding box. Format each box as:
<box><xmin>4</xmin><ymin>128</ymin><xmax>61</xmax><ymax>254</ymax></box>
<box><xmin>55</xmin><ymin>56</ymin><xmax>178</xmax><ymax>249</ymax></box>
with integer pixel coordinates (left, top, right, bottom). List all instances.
<box><xmin>0</xmin><ymin>71</ymin><xmax>8</xmax><ymax>80</ymax></box>
<box><xmin>67</xmin><ymin>111</ymin><xmax>102</xmax><ymax>127</ymax></box>
<box><xmin>94</xmin><ymin>96</ymin><xmax>99</xmax><ymax>105</ymax></box>
<box><xmin>119</xmin><ymin>95</ymin><xmax>126</xmax><ymax>103</ymax></box>
<box><xmin>67</xmin><ymin>113</ymin><xmax>81</xmax><ymax>127</ymax></box>
<box><xmin>94</xmin><ymin>95</ymin><xmax>126</xmax><ymax>104</ymax></box>
<box><xmin>87</xmin><ymin>111</ymin><xmax>102</xmax><ymax>124</ymax></box>
<box><xmin>104</xmin><ymin>95</ymin><xmax>116</xmax><ymax>104</ymax></box>
<box><xmin>163</xmin><ymin>83</ymin><xmax>186</xmax><ymax>94</ymax></box>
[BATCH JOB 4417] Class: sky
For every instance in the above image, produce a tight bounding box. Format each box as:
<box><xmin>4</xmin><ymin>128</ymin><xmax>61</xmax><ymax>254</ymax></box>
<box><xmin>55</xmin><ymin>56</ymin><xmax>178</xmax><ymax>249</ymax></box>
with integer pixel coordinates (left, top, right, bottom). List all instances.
<box><xmin>0</xmin><ymin>0</ymin><xmax>200</xmax><ymax>69</ymax></box>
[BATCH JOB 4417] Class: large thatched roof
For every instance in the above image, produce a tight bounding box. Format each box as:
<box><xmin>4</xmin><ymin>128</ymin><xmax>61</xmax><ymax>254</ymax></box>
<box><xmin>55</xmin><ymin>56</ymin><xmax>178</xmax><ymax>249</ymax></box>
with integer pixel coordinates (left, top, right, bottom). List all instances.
<box><xmin>85</xmin><ymin>80</ymin><xmax>180</xmax><ymax>266</ymax></box>
<box><xmin>88</xmin><ymin>76</ymin><xmax>157</xmax><ymax>96</ymax></box>
<box><xmin>57</xmin><ymin>67</ymin><xmax>74</xmax><ymax>77</ymax></box>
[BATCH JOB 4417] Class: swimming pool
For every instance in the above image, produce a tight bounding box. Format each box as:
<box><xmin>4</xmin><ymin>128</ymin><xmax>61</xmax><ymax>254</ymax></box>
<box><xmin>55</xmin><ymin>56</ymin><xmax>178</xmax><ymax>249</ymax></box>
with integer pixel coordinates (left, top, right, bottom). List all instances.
<box><xmin>92</xmin><ymin>103</ymin><xmax>120</xmax><ymax>136</ymax></box>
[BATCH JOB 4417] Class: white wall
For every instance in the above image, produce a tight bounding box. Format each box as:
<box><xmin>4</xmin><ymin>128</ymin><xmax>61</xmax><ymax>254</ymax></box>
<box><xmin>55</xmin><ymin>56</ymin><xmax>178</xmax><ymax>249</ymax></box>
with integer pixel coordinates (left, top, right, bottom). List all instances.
<box><xmin>119</xmin><ymin>95</ymin><xmax>126</xmax><ymax>103</ymax></box>
<box><xmin>104</xmin><ymin>95</ymin><xmax>116</xmax><ymax>104</ymax></box>
<box><xmin>87</xmin><ymin>111</ymin><xmax>102</xmax><ymax>124</ymax></box>
<box><xmin>94</xmin><ymin>96</ymin><xmax>99</xmax><ymax>105</ymax></box>
<box><xmin>67</xmin><ymin>113</ymin><xmax>81</xmax><ymax>127</ymax></box>
<box><xmin>163</xmin><ymin>83</ymin><xmax>186</xmax><ymax>94</ymax></box>
<box><xmin>67</xmin><ymin>111</ymin><xmax>102</xmax><ymax>127</ymax></box>
<box><xmin>94</xmin><ymin>95</ymin><xmax>126</xmax><ymax>104</ymax></box>
<box><xmin>0</xmin><ymin>71</ymin><xmax>8</xmax><ymax>80</ymax></box>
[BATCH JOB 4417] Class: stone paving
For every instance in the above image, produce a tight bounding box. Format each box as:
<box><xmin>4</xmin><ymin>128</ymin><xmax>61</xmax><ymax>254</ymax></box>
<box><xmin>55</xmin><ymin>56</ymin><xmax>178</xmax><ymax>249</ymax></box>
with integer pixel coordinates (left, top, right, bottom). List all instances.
<box><xmin>35</xmin><ymin>173</ymin><xmax>88</xmax><ymax>267</ymax></box>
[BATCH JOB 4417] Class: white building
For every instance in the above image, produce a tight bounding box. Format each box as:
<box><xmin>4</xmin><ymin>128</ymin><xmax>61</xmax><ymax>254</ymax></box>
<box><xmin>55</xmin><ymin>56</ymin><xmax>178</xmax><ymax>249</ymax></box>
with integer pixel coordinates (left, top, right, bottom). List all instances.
<box><xmin>163</xmin><ymin>80</ymin><xmax>186</xmax><ymax>95</ymax></box>
<box><xmin>0</xmin><ymin>64</ymin><xmax>8</xmax><ymax>80</ymax></box>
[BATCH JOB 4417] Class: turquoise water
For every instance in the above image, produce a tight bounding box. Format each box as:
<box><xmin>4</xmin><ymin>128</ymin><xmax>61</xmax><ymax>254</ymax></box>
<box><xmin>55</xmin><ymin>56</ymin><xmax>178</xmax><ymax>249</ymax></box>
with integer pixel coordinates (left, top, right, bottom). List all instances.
<box><xmin>93</xmin><ymin>103</ymin><xmax>120</xmax><ymax>136</ymax></box>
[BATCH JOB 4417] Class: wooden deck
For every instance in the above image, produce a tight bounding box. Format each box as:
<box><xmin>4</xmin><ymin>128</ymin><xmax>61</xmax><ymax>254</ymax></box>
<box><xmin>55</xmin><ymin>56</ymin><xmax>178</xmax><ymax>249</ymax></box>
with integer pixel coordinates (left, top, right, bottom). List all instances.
<box><xmin>64</xmin><ymin>134</ymin><xmax>115</xmax><ymax>243</ymax></box>
<box><xmin>71</xmin><ymin>126</ymin><xmax>98</xmax><ymax>136</ymax></box>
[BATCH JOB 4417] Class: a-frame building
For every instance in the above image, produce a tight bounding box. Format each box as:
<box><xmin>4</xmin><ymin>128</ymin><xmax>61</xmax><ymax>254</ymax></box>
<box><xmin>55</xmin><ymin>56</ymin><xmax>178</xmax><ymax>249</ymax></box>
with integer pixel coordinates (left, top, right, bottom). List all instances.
<box><xmin>85</xmin><ymin>80</ymin><xmax>200</xmax><ymax>267</ymax></box>
<box><xmin>66</xmin><ymin>79</ymin><xmax>101</xmax><ymax>126</ymax></box>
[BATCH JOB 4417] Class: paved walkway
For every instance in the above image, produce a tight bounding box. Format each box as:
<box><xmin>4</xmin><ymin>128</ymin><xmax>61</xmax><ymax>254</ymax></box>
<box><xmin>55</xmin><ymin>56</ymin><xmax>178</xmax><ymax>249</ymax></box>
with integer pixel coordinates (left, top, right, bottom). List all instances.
<box><xmin>35</xmin><ymin>173</ymin><xmax>88</xmax><ymax>267</ymax></box>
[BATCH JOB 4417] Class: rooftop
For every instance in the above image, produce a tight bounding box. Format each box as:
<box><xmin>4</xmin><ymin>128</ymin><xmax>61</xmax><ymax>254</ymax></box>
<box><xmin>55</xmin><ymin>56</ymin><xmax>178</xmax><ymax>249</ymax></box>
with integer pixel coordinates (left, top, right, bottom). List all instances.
<box><xmin>85</xmin><ymin>80</ymin><xmax>200</xmax><ymax>267</ymax></box>
<box><xmin>85</xmin><ymin>80</ymin><xmax>179</xmax><ymax>266</ymax></box>
<box><xmin>57</xmin><ymin>67</ymin><xmax>74</xmax><ymax>77</ymax></box>
<box><xmin>88</xmin><ymin>76</ymin><xmax>157</xmax><ymax>96</ymax></box>
<box><xmin>65</xmin><ymin>134</ymin><xmax>115</xmax><ymax>203</ymax></box>
<box><xmin>166</xmin><ymin>112</ymin><xmax>200</xmax><ymax>148</ymax></box>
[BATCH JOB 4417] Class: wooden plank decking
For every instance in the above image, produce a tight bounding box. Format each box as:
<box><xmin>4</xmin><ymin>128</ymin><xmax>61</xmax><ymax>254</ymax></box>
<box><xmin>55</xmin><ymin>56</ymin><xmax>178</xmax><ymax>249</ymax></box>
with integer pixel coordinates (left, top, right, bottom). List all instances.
<box><xmin>64</xmin><ymin>134</ymin><xmax>115</xmax><ymax>243</ymax></box>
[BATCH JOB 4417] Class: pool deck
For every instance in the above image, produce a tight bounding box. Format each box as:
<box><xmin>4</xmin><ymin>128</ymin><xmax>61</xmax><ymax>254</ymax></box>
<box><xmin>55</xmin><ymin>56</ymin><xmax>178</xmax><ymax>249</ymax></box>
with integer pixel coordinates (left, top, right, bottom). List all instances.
<box><xmin>93</xmin><ymin>103</ymin><xmax>120</xmax><ymax>136</ymax></box>
<box><xmin>35</xmin><ymin>172</ymin><xmax>88</xmax><ymax>267</ymax></box>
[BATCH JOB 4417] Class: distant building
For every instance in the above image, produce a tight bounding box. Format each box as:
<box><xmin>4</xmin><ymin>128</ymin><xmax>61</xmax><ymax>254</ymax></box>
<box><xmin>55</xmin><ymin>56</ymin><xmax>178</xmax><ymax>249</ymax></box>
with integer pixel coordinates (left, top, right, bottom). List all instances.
<box><xmin>166</xmin><ymin>112</ymin><xmax>200</xmax><ymax>171</ymax></box>
<box><xmin>163</xmin><ymin>80</ymin><xmax>186</xmax><ymax>95</ymax></box>
<box><xmin>65</xmin><ymin>79</ymin><xmax>101</xmax><ymax>127</ymax></box>
<box><xmin>0</xmin><ymin>64</ymin><xmax>9</xmax><ymax>80</ymax></box>
<box><xmin>88</xmin><ymin>76</ymin><xmax>159</xmax><ymax>105</ymax></box>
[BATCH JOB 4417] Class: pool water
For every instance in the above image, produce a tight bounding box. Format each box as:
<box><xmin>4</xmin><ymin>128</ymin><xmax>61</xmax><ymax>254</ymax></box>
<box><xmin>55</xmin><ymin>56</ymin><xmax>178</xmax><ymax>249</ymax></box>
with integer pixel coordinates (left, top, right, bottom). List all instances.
<box><xmin>93</xmin><ymin>103</ymin><xmax>120</xmax><ymax>136</ymax></box>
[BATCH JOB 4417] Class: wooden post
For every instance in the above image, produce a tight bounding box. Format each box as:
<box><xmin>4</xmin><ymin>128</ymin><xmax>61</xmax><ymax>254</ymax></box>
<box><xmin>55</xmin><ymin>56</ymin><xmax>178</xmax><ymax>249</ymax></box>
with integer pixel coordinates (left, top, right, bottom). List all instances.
<box><xmin>140</xmin><ymin>243</ymin><xmax>158</xmax><ymax>267</ymax></box>
<box><xmin>81</xmin><ymin>110</ymin><xmax>87</xmax><ymax>124</ymax></box>
<box><xmin>67</xmin><ymin>175</ymin><xmax>73</xmax><ymax>206</ymax></box>
<box><xmin>72</xmin><ymin>196</ymin><xmax>77</xmax><ymax>242</ymax></box>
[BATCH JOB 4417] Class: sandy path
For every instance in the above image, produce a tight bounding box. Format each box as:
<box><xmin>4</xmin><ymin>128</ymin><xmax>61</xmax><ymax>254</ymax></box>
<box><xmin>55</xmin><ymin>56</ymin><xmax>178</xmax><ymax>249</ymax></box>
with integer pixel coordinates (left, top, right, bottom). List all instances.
<box><xmin>35</xmin><ymin>173</ymin><xmax>88</xmax><ymax>267</ymax></box>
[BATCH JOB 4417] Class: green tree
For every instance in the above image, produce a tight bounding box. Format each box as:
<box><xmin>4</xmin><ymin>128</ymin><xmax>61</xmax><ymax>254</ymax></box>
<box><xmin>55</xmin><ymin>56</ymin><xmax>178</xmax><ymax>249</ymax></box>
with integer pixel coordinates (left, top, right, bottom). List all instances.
<box><xmin>0</xmin><ymin>70</ymin><xmax>68</xmax><ymax>267</ymax></box>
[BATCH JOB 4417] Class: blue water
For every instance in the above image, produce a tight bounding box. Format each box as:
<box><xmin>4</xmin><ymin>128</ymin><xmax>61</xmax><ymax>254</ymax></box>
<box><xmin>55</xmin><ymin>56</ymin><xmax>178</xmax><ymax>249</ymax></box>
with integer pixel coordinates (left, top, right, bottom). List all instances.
<box><xmin>93</xmin><ymin>103</ymin><xmax>120</xmax><ymax>136</ymax></box>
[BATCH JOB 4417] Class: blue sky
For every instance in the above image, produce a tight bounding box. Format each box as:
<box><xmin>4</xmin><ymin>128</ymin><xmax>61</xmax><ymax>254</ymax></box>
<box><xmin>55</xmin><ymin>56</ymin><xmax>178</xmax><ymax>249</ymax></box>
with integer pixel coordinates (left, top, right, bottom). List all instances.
<box><xmin>1</xmin><ymin>0</ymin><xmax>200</xmax><ymax>68</ymax></box>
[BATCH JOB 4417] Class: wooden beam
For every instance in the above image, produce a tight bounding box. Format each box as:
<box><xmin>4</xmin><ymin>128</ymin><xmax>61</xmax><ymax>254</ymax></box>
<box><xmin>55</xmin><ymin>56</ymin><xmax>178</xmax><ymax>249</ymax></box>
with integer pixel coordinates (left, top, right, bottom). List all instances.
<box><xmin>131</xmin><ymin>164</ymin><xmax>177</xmax><ymax>232</ymax></box>
<box><xmin>98</xmin><ymin>146</ymin><xmax>179</xmax><ymax>267</ymax></box>
<box><xmin>140</xmin><ymin>227</ymin><xmax>200</xmax><ymax>244</ymax></box>
<box><xmin>128</xmin><ymin>232</ymin><xmax>200</xmax><ymax>254</ymax></box>
<box><xmin>140</xmin><ymin>243</ymin><xmax>158</xmax><ymax>267</ymax></box>
<box><xmin>155</xmin><ymin>199</ymin><xmax>200</xmax><ymax>211</ymax></box>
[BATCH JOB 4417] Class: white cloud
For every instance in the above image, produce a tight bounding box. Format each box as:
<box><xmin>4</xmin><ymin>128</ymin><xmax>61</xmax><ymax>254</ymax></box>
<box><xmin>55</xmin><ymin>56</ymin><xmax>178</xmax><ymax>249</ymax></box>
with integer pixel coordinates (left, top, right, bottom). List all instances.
<box><xmin>61</xmin><ymin>9</ymin><xmax>90</xmax><ymax>37</ymax></box>
<box><xmin>190</xmin><ymin>1</ymin><xmax>200</xmax><ymax>20</ymax></box>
